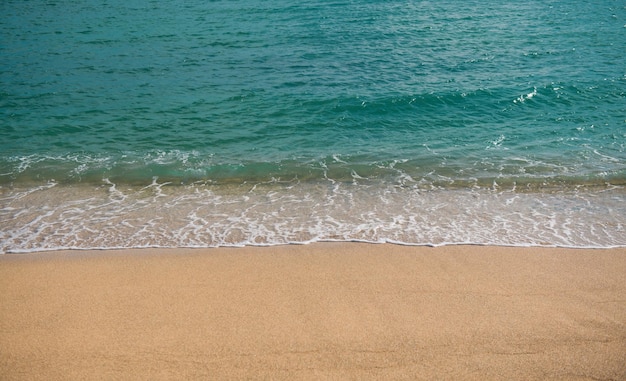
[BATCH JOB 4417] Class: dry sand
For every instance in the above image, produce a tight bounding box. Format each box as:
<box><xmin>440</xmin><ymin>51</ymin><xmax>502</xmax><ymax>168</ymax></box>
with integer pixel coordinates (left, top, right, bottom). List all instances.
<box><xmin>1</xmin><ymin>243</ymin><xmax>625</xmax><ymax>380</ymax></box>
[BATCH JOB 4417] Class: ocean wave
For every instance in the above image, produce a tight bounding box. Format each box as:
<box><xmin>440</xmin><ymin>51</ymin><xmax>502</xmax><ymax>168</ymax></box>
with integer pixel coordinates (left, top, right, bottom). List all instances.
<box><xmin>2</xmin><ymin>150</ymin><xmax>625</xmax><ymax>189</ymax></box>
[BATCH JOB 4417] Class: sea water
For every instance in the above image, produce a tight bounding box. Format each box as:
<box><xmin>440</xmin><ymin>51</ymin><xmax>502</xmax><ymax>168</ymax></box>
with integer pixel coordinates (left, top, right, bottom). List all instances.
<box><xmin>1</xmin><ymin>0</ymin><xmax>625</xmax><ymax>252</ymax></box>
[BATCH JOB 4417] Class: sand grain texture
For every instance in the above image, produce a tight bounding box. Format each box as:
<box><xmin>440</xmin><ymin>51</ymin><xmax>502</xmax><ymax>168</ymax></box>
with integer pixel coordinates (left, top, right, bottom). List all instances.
<box><xmin>1</xmin><ymin>243</ymin><xmax>625</xmax><ymax>380</ymax></box>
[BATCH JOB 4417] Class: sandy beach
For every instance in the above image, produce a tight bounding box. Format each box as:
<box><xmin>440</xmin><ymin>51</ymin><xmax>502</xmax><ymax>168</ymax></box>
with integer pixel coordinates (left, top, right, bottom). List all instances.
<box><xmin>1</xmin><ymin>243</ymin><xmax>625</xmax><ymax>380</ymax></box>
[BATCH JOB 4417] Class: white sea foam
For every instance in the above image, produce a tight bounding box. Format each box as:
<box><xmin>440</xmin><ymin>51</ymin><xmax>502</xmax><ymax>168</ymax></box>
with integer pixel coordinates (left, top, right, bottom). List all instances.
<box><xmin>1</xmin><ymin>179</ymin><xmax>625</xmax><ymax>254</ymax></box>
<box><xmin>514</xmin><ymin>87</ymin><xmax>538</xmax><ymax>103</ymax></box>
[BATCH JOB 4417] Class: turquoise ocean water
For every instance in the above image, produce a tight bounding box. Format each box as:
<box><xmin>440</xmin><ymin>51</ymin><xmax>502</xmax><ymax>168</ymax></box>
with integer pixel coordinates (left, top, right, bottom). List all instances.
<box><xmin>1</xmin><ymin>0</ymin><xmax>625</xmax><ymax>252</ymax></box>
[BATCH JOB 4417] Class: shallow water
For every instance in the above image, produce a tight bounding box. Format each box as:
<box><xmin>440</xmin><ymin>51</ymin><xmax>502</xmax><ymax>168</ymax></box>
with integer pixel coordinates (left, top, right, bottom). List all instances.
<box><xmin>1</xmin><ymin>179</ymin><xmax>624</xmax><ymax>253</ymax></box>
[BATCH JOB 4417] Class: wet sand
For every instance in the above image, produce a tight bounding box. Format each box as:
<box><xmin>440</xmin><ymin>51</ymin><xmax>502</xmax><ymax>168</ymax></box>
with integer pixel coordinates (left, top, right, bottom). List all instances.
<box><xmin>1</xmin><ymin>243</ymin><xmax>625</xmax><ymax>380</ymax></box>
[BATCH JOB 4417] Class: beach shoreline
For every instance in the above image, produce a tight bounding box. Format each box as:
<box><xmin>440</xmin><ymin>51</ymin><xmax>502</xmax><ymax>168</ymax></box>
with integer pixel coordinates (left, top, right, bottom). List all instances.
<box><xmin>1</xmin><ymin>243</ymin><xmax>625</xmax><ymax>380</ymax></box>
<box><xmin>3</xmin><ymin>181</ymin><xmax>625</xmax><ymax>252</ymax></box>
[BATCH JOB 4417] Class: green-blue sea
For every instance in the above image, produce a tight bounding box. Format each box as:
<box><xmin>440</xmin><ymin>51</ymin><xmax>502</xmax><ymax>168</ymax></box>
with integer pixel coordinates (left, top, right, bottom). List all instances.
<box><xmin>1</xmin><ymin>0</ymin><xmax>625</xmax><ymax>252</ymax></box>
